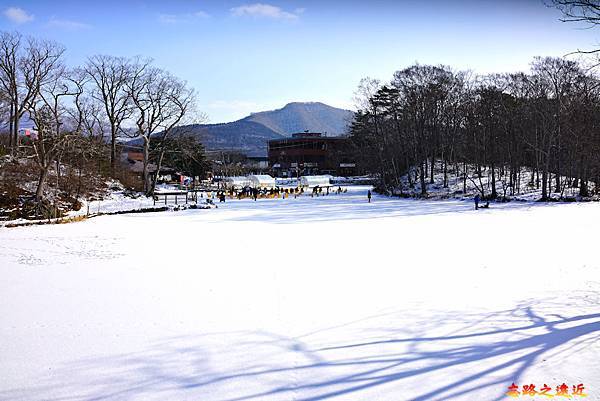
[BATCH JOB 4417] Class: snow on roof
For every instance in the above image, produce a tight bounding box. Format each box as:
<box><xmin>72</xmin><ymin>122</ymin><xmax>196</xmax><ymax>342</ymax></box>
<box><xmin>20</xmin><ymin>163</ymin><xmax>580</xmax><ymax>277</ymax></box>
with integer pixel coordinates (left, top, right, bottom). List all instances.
<box><xmin>300</xmin><ymin>175</ymin><xmax>333</xmax><ymax>187</ymax></box>
<box><xmin>249</xmin><ymin>174</ymin><xmax>276</xmax><ymax>187</ymax></box>
<box><xmin>223</xmin><ymin>176</ymin><xmax>252</xmax><ymax>189</ymax></box>
<box><xmin>224</xmin><ymin>176</ymin><xmax>251</xmax><ymax>184</ymax></box>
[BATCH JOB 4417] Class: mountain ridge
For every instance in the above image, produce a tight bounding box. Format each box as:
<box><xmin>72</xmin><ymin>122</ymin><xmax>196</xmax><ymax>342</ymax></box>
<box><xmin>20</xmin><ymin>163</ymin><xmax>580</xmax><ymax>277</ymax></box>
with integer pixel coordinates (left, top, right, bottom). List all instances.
<box><xmin>240</xmin><ymin>101</ymin><xmax>353</xmax><ymax>137</ymax></box>
<box><xmin>187</xmin><ymin>102</ymin><xmax>354</xmax><ymax>156</ymax></box>
<box><xmin>125</xmin><ymin>102</ymin><xmax>355</xmax><ymax>157</ymax></box>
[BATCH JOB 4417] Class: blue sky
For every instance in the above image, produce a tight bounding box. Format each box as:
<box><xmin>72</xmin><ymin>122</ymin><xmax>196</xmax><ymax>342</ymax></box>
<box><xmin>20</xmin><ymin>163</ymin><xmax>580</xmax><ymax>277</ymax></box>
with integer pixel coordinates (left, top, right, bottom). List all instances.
<box><xmin>1</xmin><ymin>0</ymin><xmax>598</xmax><ymax>122</ymax></box>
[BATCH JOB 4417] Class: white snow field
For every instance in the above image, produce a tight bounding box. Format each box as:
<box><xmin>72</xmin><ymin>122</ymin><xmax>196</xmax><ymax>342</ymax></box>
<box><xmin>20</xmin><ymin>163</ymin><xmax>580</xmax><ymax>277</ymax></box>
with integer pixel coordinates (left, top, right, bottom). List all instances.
<box><xmin>0</xmin><ymin>186</ymin><xmax>599</xmax><ymax>401</ymax></box>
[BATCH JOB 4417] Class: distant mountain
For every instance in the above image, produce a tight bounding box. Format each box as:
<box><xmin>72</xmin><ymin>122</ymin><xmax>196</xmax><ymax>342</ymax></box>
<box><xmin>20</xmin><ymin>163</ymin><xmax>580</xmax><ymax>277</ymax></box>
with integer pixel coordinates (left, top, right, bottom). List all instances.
<box><xmin>184</xmin><ymin>120</ymin><xmax>284</xmax><ymax>155</ymax></box>
<box><xmin>242</xmin><ymin>102</ymin><xmax>354</xmax><ymax>137</ymax></box>
<box><xmin>179</xmin><ymin>102</ymin><xmax>354</xmax><ymax>156</ymax></box>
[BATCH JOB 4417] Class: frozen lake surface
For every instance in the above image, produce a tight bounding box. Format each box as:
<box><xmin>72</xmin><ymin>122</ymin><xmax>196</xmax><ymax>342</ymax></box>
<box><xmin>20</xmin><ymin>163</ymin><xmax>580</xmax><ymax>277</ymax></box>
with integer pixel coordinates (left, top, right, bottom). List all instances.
<box><xmin>1</xmin><ymin>187</ymin><xmax>599</xmax><ymax>401</ymax></box>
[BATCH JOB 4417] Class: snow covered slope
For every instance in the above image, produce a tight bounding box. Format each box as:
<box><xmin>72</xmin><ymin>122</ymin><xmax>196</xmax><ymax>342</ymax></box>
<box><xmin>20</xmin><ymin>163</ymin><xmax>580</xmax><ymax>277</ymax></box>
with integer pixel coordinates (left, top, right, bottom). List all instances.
<box><xmin>390</xmin><ymin>164</ymin><xmax>598</xmax><ymax>201</ymax></box>
<box><xmin>0</xmin><ymin>187</ymin><xmax>599</xmax><ymax>401</ymax></box>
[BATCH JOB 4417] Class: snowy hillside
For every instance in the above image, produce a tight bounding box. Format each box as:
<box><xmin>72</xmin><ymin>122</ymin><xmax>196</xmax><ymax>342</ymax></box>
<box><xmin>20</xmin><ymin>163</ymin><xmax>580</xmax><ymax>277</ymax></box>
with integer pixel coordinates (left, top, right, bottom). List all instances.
<box><xmin>387</xmin><ymin>162</ymin><xmax>598</xmax><ymax>202</ymax></box>
<box><xmin>0</xmin><ymin>187</ymin><xmax>598</xmax><ymax>401</ymax></box>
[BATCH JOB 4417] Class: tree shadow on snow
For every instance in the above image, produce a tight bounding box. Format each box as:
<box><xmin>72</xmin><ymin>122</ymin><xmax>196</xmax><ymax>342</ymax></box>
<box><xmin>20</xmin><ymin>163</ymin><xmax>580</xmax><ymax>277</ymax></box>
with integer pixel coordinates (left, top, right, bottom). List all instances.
<box><xmin>1</xmin><ymin>294</ymin><xmax>599</xmax><ymax>401</ymax></box>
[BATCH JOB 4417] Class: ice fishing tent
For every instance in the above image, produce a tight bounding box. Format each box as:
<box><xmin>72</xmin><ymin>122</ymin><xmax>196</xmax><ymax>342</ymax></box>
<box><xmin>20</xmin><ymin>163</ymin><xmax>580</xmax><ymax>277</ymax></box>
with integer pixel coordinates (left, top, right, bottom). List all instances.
<box><xmin>249</xmin><ymin>174</ymin><xmax>276</xmax><ymax>189</ymax></box>
<box><xmin>299</xmin><ymin>175</ymin><xmax>333</xmax><ymax>188</ymax></box>
<box><xmin>224</xmin><ymin>176</ymin><xmax>251</xmax><ymax>189</ymax></box>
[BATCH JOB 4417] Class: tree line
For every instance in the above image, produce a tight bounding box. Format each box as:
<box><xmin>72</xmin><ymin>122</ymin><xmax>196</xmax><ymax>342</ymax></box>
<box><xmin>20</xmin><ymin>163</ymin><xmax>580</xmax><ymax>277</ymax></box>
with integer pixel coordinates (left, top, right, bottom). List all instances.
<box><xmin>349</xmin><ymin>57</ymin><xmax>600</xmax><ymax>200</ymax></box>
<box><xmin>0</xmin><ymin>31</ymin><xmax>207</xmax><ymax>215</ymax></box>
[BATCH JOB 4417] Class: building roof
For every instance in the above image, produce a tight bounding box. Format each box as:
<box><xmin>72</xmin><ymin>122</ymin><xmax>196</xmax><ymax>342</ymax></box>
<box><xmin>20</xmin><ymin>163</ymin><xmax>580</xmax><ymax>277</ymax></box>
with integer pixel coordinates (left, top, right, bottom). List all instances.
<box><xmin>224</xmin><ymin>176</ymin><xmax>252</xmax><ymax>186</ymax></box>
<box><xmin>291</xmin><ymin>132</ymin><xmax>323</xmax><ymax>138</ymax></box>
<box><xmin>249</xmin><ymin>174</ymin><xmax>276</xmax><ymax>186</ymax></box>
<box><xmin>268</xmin><ymin>136</ymin><xmax>347</xmax><ymax>146</ymax></box>
<box><xmin>300</xmin><ymin>175</ymin><xmax>333</xmax><ymax>187</ymax></box>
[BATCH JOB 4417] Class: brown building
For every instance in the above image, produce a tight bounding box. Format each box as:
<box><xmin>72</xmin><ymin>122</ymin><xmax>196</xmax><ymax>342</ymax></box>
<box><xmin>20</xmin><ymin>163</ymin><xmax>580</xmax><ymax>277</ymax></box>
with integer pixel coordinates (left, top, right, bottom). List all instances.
<box><xmin>268</xmin><ymin>132</ymin><xmax>356</xmax><ymax>177</ymax></box>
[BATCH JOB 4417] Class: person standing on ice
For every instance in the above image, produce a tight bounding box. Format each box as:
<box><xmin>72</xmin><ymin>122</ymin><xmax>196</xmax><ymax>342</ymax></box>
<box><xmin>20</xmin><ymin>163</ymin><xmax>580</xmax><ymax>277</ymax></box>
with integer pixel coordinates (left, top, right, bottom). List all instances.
<box><xmin>367</xmin><ymin>190</ymin><xmax>372</xmax><ymax>203</ymax></box>
<box><xmin>474</xmin><ymin>194</ymin><xmax>480</xmax><ymax>210</ymax></box>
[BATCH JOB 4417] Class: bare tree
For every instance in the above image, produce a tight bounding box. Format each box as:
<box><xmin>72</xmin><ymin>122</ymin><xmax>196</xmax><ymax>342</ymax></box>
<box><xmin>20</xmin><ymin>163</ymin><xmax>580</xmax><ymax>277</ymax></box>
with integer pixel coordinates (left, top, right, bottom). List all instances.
<box><xmin>353</xmin><ymin>77</ymin><xmax>381</xmax><ymax>111</ymax></box>
<box><xmin>0</xmin><ymin>32</ymin><xmax>20</xmax><ymax>149</ymax></box>
<box><xmin>551</xmin><ymin>0</ymin><xmax>600</xmax><ymax>55</ymax></box>
<box><xmin>127</xmin><ymin>64</ymin><xmax>196</xmax><ymax>194</ymax></box>
<box><xmin>551</xmin><ymin>0</ymin><xmax>600</xmax><ymax>25</ymax></box>
<box><xmin>28</xmin><ymin>62</ymin><xmax>81</xmax><ymax>204</ymax></box>
<box><xmin>0</xmin><ymin>82</ymin><xmax>10</xmax><ymax>135</ymax></box>
<box><xmin>85</xmin><ymin>55</ymin><xmax>133</xmax><ymax>172</ymax></box>
<box><xmin>350</xmin><ymin>58</ymin><xmax>600</xmax><ymax>200</ymax></box>
<box><xmin>0</xmin><ymin>33</ymin><xmax>64</xmax><ymax>152</ymax></box>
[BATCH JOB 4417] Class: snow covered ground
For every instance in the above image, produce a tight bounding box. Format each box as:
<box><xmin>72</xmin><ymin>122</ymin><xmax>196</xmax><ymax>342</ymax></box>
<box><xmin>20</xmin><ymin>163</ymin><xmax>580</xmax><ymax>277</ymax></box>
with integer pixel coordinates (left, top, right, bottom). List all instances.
<box><xmin>0</xmin><ymin>186</ymin><xmax>599</xmax><ymax>401</ymax></box>
<box><xmin>391</xmin><ymin>164</ymin><xmax>598</xmax><ymax>201</ymax></box>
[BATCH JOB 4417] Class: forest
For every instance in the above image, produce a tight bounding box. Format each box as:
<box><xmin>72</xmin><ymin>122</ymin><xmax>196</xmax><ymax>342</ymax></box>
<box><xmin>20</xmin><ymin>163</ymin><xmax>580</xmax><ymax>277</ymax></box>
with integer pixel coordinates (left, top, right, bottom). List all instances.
<box><xmin>0</xmin><ymin>31</ymin><xmax>207</xmax><ymax>218</ymax></box>
<box><xmin>349</xmin><ymin>57</ymin><xmax>600</xmax><ymax>200</ymax></box>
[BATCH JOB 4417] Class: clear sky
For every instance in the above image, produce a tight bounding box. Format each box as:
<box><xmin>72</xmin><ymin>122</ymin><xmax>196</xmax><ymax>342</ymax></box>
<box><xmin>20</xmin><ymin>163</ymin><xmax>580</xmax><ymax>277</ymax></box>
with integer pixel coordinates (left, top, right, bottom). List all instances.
<box><xmin>0</xmin><ymin>0</ymin><xmax>598</xmax><ymax>122</ymax></box>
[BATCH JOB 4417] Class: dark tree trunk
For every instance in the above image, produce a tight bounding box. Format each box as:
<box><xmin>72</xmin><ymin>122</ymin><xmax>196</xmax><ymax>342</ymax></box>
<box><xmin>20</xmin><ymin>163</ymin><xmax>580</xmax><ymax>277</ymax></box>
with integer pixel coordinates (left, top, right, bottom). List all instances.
<box><xmin>35</xmin><ymin>166</ymin><xmax>49</xmax><ymax>201</ymax></box>
<box><xmin>420</xmin><ymin>161</ymin><xmax>427</xmax><ymax>196</ymax></box>
<box><xmin>491</xmin><ymin>163</ymin><xmax>497</xmax><ymax>199</ymax></box>
<box><xmin>443</xmin><ymin>159</ymin><xmax>448</xmax><ymax>188</ymax></box>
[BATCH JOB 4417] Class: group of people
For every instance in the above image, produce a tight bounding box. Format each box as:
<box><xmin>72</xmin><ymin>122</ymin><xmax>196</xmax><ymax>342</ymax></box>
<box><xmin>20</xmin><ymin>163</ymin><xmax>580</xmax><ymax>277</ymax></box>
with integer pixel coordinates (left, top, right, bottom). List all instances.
<box><xmin>208</xmin><ymin>189</ymin><xmax>489</xmax><ymax>208</ymax></box>
<box><xmin>193</xmin><ymin>183</ymin><xmax>501</xmax><ymax>209</ymax></box>
<box><xmin>202</xmin><ymin>186</ymin><xmax>376</xmax><ymax>204</ymax></box>
<box><xmin>215</xmin><ymin>186</ymin><xmax>305</xmax><ymax>201</ymax></box>
<box><xmin>311</xmin><ymin>185</ymin><xmax>348</xmax><ymax>197</ymax></box>
<box><xmin>214</xmin><ymin>185</ymin><xmax>353</xmax><ymax>201</ymax></box>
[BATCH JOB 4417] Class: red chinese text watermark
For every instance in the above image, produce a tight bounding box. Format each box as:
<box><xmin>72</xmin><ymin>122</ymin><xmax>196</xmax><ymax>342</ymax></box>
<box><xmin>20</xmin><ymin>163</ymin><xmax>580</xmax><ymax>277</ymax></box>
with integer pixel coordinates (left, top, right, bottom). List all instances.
<box><xmin>507</xmin><ymin>383</ymin><xmax>587</xmax><ymax>398</ymax></box>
